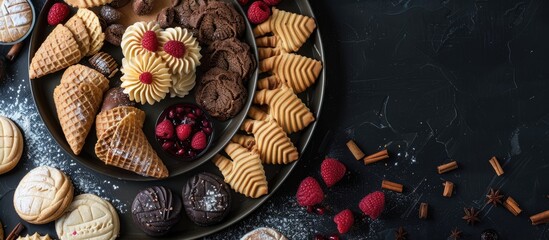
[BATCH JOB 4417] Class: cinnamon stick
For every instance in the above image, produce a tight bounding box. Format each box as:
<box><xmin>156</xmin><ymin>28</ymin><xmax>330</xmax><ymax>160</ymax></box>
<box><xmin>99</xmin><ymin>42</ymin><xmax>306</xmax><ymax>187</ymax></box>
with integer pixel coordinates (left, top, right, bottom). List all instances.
<box><xmin>6</xmin><ymin>42</ymin><xmax>24</xmax><ymax>61</ymax></box>
<box><xmin>503</xmin><ymin>196</ymin><xmax>522</xmax><ymax>216</ymax></box>
<box><xmin>364</xmin><ymin>149</ymin><xmax>389</xmax><ymax>165</ymax></box>
<box><xmin>530</xmin><ymin>210</ymin><xmax>549</xmax><ymax>225</ymax></box>
<box><xmin>346</xmin><ymin>140</ymin><xmax>365</xmax><ymax>160</ymax></box>
<box><xmin>419</xmin><ymin>202</ymin><xmax>428</xmax><ymax>219</ymax></box>
<box><xmin>443</xmin><ymin>181</ymin><xmax>454</xmax><ymax>197</ymax></box>
<box><xmin>6</xmin><ymin>223</ymin><xmax>24</xmax><ymax>240</ymax></box>
<box><xmin>381</xmin><ymin>180</ymin><xmax>403</xmax><ymax>193</ymax></box>
<box><xmin>489</xmin><ymin>156</ymin><xmax>504</xmax><ymax>176</ymax></box>
<box><xmin>437</xmin><ymin>161</ymin><xmax>458</xmax><ymax>174</ymax></box>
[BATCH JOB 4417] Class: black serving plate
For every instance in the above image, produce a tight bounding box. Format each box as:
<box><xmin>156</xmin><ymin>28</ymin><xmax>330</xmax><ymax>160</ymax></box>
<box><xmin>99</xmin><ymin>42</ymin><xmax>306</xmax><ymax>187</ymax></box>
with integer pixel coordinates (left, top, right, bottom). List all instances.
<box><xmin>26</xmin><ymin>0</ymin><xmax>325</xmax><ymax>238</ymax></box>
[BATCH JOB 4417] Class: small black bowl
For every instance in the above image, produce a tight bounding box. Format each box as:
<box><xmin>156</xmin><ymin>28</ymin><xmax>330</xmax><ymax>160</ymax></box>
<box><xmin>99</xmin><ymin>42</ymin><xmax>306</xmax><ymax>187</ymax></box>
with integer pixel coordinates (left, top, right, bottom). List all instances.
<box><xmin>155</xmin><ymin>103</ymin><xmax>215</xmax><ymax>161</ymax></box>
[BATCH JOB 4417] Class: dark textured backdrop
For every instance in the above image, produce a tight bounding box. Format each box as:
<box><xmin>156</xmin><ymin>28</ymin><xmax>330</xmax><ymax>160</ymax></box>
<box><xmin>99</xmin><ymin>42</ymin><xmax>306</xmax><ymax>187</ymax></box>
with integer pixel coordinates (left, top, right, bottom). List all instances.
<box><xmin>1</xmin><ymin>0</ymin><xmax>549</xmax><ymax>239</ymax></box>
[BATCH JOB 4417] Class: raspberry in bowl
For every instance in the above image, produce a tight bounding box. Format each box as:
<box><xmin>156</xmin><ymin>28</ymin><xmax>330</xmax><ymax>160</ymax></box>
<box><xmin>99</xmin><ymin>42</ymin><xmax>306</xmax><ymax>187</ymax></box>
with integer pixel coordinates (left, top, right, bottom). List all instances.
<box><xmin>155</xmin><ymin>103</ymin><xmax>214</xmax><ymax>161</ymax></box>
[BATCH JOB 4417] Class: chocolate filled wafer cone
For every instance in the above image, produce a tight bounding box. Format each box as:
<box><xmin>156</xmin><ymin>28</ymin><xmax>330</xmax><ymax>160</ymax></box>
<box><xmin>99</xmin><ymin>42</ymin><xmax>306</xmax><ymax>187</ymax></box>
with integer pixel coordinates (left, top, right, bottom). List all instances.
<box><xmin>61</xmin><ymin>64</ymin><xmax>110</xmax><ymax>93</ymax></box>
<box><xmin>253</xmin><ymin>84</ymin><xmax>315</xmax><ymax>133</ymax></box>
<box><xmin>95</xmin><ymin>113</ymin><xmax>168</xmax><ymax>179</ymax></box>
<box><xmin>65</xmin><ymin>16</ymin><xmax>91</xmax><ymax>56</ymax></box>
<box><xmin>254</xmin><ymin>8</ymin><xmax>316</xmax><ymax>57</ymax></box>
<box><xmin>29</xmin><ymin>25</ymin><xmax>82</xmax><ymax>79</ymax></box>
<box><xmin>95</xmin><ymin>106</ymin><xmax>145</xmax><ymax>138</ymax></box>
<box><xmin>54</xmin><ymin>82</ymin><xmax>103</xmax><ymax>155</ymax></box>
<box><xmin>212</xmin><ymin>142</ymin><xmax>268</xmax><ymax>198</ymax></box>
<box><xmin>258</xmin><ymin>53</ymin><xmax>322</xmax><ymax>93</ymax></box>
<box><xmin>241</xmin><ymin>118</ymin><xmax>299</xmax><ymax>165</ymax></box>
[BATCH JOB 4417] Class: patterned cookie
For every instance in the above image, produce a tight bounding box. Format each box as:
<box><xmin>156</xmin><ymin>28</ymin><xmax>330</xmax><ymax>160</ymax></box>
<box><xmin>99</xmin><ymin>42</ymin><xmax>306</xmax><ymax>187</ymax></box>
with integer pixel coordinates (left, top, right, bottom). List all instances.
<box><xmin>17</xmin><ymin>233</ymin><xmax>52</xmax><ymax>240</ymax></box>
<box><xmin>76</xmin><ymin>8</ymin><xmax>105</xmax><ymax>56</ymax></box>
<box><xmin>0</xmin><ymin>0</ymin><xmax>33</xmax><ymax>43</ymax></box>
<box><xmin>240</xmin><ymin>227</ymin><xmax>288</xmax><ymax>240</ymax></box>
<box><xmin>13</xmin><ymin>166</ymin><xmax>74</xmax><ymax>224</ymax></box>
<box><xmin>56</xmin><ymin>194</ymin><xmax>120</xmax><ymax>240</ymax></box>
<box><xmin>258</xmin><ymin>53</ymin><xmax>322</xmax><ymax>93</ymax></box>
<box><xmin>64</xmin><ymin>0</ymin><xmax>114</xmax><ymax>8</ymax></box>
<box><xmin>0</xmin><ymin>116</ymin><xmax>23</xmax><ymax>174</ymax></box>
<box><xmin>65</xmin><ymin>16</ymin><xmax>91</xmax><ymax>56</ymax></box>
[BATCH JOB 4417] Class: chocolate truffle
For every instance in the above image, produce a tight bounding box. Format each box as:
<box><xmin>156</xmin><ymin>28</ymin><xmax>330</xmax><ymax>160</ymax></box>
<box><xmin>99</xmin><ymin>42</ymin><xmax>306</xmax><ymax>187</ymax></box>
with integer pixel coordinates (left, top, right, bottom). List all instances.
<box><xmin>100</xmin><ymin>5</ymin><xmax>121</xmax><ymax>24</ymax></box>
<box><xmin>109</xmin><ymin>0</ymin><xmax>130</xmax><ymax>8</ymax></box>
<box><xmin>204</xmin><ymin>38</ymin><xmax>255</xmax><ymax>80</ymax></box>
<box><xmin>101</xmin><ymin>87</ymin><xmax>135</xmax><ymax>112</ymax></box>
<box><xmin>195</xmin><ymin>68</ymin><xmax>248</xmax><ymax>121</ymax></box>
<box><xmin>133</xmin><ymin>0</ymin><xmax>154</xmax><ymax>16</ymax></box>
<box><xmin>156</xmin><ymin>7</ymin><xmax>175</xmax><ymax>28</ymax></box>
<box><xmin>132</xmin><ymin>186</ymin><xmax>182</xmax><ymax>236</ymax></box>
<box><xmin>183</xmin><ymin>172</ymin><xmax>232</xmax><ymax>226</ymax></box>
<box><xmin>189</xmin><ymin>1</ymin><xmax>245</xmax><ymax>44</ymax></box>
<box><xmin>105</xmin><ymin>24</ymin><xmax>126</xmax><ymax>46</ymax></box>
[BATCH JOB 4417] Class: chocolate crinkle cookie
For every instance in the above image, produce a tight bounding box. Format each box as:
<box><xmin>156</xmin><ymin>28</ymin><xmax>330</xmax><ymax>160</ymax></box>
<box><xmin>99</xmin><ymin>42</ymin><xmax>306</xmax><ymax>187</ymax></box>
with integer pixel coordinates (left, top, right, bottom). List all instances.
<box><xmin>133</xmin><ymin>0</ymin><xmax>154</xmax><ymax>15</ymax></box>
<box><xmin>105</xmin><ymin>24</ymin><xmax>126</xmax><ymax>46</ymax></box>
<box><xmin>195</xmin><ymin>68</ymin><xmax>247</xmax><ymax>121</ymax></box>
<box><xmin>189</xmin><ymin>1</ymin><xmax>245</xmax><ymax>45</ymax></box>
<box><xmin>172</xmin><ymin>0</ymin><xmax>209</xmax><ymax>28</ymax></box>
<box><xmin>132</xmin><ymin>186</ymin><xmax>182</xmax><ymax>236</ymax></box>
<box><xmin>204</xmin><ymin>38</ymin><xmax>255</xmax><ymax>80</ymax></box>
<box><xmin>156</xmin><ymin>7</ymin><xmax>175</xmax><ymax>28</ymax></box>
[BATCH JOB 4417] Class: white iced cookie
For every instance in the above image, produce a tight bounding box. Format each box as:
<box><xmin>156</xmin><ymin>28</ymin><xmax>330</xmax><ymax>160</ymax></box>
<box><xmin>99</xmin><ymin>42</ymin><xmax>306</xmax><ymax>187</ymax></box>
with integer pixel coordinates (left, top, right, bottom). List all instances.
<box><xmin>121</xmin><ymin>21</ymin><xmax>161</xmax><ymax>58</ymax></box>
<box><xmin>240</xmin><ymin>227</ymin><xmax>288</xmax><ymax>240</ymax></box>
<box><xmin>0</xmin><ymin>116</ymin><xmax>24</xmax><ymax>174</ymax></box>
<box><xmin>120</xmin><ymin>52</ymin><xmax>172</xmax><ymax>105</ymax></box>
<box><xmin>158</xmin><ymin>27</ymin><xmax>201</xmax><ymax>74</ymax></box>
<box><xmin>13</xmin><ymin>166</ymin><xmax>74</xmax><ymax>224</ymax></box>
<box><xmin>56</xmin><ymin>194</ymin><xmax>120</xmax><ymax>240</ymax></box>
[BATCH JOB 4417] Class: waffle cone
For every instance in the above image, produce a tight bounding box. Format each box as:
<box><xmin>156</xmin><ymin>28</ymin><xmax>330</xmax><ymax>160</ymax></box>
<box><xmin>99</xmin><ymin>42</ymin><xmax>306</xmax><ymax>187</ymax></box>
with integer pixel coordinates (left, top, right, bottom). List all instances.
<box><xmin>54</xmin><ymin>82</ymin><xmax>103</xmax><ymax>155</ymax></box>
<box><xmin>95</xmin><ymin>106</ymin><xmax>145</xmax><ymax>138</ymax></box>
<box><xmin>29</xmin><ymin>25</ymin><xmax>82</xmax><ymax>79</ymax></box>
<box><xmin>95</xmin><ymin>113</ymin><xmax>168</xmax><ymax>179</ymax></box>
<box><xmin>61</xmin><ymin>64</ymin><xmax>110</xmax><ymax>93</ymax></box>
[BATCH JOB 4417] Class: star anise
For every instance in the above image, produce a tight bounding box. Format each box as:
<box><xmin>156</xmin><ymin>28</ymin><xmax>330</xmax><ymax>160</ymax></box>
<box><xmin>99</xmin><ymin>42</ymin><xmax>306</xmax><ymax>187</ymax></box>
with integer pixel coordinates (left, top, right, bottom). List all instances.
<box><xmin>449</xmin><ymin>227</ymin><xmax>462</xmax><ymax>240</ymax></box>
<box><xmin>395</xmin><ymin>226</ymin><xmax>407</xmax><ymax>240</ymax></box>
<box><xmin>462</xmin><ymin>207</ymin><xmax>480</xmax><ymax>225</ymax></box>
<box><xmin>486</xmin><ymin>188</ymin><xmax>503</xmax><ymax>206</ymax></box>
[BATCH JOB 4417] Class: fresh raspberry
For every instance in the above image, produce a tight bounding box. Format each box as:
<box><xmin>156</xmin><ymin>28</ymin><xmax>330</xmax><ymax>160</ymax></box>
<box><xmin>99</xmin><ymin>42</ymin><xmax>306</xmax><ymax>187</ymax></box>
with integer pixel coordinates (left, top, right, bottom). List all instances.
<box><xmin>321</xmin><ymin>158</ymin><xmax>346</xmax><ymax>187</ymax></box>
<box><xmin>358</xmin><ymin>191</ymin><xmax>385</xmax><ymax>220</ymax></box>
<box><xmin>139</xmin><ymin>72</ymin><xmax>153</xmax><ymax>84</ymax></box>
<box><xmin>334</xmin><ymin>209</ymin><xmax>354</xmax><ymax>234</ymax></box>
<box><xmin>296</xmin><ymin>177</ymin><xmax>324</xmax><ymax>207</ymax></box>
<box><xmin>176</xmin><ymin>124</ymin><xmax>192</xmax><ymax>141</ymax></box>
<box><xmin>237</xmin><ymin>0</ymin><xmax>249</xmax><ymax>6</ymax></box>
<box><xmin>263</xmin><ymin>0</ymin><xmax>282</xmax><ymax>6</ymax></box>
<box><xmin>163</xmin><ymin>40</ymin><xmax>186</xmax><ymax>58</ymax></box>
<box><xmin>155</xmin><ymin>119</ymin><xmax>174</xmax><ymax>139</ymax></box>
<box><xmin>47</xmin><ymin>3</ymin><xmax>70</xmax><ymax>26</ymax></box>
<box><xmin>247</xmin><ymin>1</ymin><xmax>271</xmax><ymax>25</ymax></box>
<box><xmin>141</xmin><ymin>30</ymin><xmax>158</xmax><ymax>52</ymax></box>
<box><xmin>191</xmin><ymin>131</ymin><xmax>207</xmax><ymax>150</ymax></box>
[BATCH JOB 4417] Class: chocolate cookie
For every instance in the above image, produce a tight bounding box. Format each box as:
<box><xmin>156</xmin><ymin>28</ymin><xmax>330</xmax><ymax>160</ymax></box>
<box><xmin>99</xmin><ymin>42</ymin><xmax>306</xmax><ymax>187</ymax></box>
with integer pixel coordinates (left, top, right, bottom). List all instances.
<box><xmin>109</xmin><ymin>0</ymin><xmax>130</xmax><ymax>8</ymax></box>
<box><xmin>204</xmin><ymin>38</ymin><xmax>255</xmax><ymax>80</ymax></box>
<box><xmin>195</xmin><ymin>68</ymin><xmax>248</xmax><ymax>121</ymax></box>
<box><xmin>100</xmin><ymin>5</ymin><xmax>121</xmax><ymax>24</ymax></box>
<box><xmin>156</xmin><ymin>7</ymin><xmax>175</xmax><ymax>28</ymax></box>
<box><xmin>133</xmin><ymin>0</ymin><xmax>153</xmax><ymax>15</ymax></box>
<box><xmin>173</xmin><ymin>0</ymin><xmax>208</xmax><ymax>28</ymax></box>
<box><xmin>132</xmin><ymin>186</ymin><xmax>182</xmax><ymax>236</ymax></box>
<box><xmin>105</xmin><ymin>24</ymin><xmax>126</xmax><ymax>46</ymax></box>
<box><xmin>189</xmin><ymin>1</ymin><xmax>245</xmax><ymax>44</ymax></box>
<box><xmin>183</xmin><ymin>172</ymin><xmax>232</xmax><ymax>226</ymax></box>
<box><xmin>101</xmin><ymin>87</ymin><xmax>135</xmax><ymax>112</ymax></box>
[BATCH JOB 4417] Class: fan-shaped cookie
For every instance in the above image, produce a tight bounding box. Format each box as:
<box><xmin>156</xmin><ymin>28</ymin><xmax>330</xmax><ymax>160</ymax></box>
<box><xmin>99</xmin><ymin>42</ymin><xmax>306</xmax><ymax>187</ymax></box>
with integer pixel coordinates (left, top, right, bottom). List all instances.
<box><xmin>17</xmin><ymin>233</ymin><xmax>52</xmax><ymax>240</ymax></box>
<box><xmin>13</xmin><ymin>166</ymin><xmax>74</xmax><ymax>225</ymax></box>
<box><xmin>240</xmin><ymin>118</ymin><xmax>299</xmax><ymax>165</ymax></box>
<box><xmin>76</xmin><ymin>8</ymin><xmax>104</xmax><ymax>56</ymax></box>
<box><xmin>212</xmin><ymin>142</ymin><xmax>268</xmax><ymax>198</ymax></box>
<box><xmin>61</xmin><ymin>64</ymin><xmax>110</xmax><ymax>93</ymax></box>
<box><xmin>95</xmin><ymin>106</ymin><xmax>145</xmax><ymax>138</ymax></box>
<box><xmin>64</xmin><ymin>0</ymin><xmax>114</xmax><ymax>10</ymax></box>
<box><xmin>0</xmin><ymin>116</ymin><xmax>23</xmax><ymax>174</ymax></box>
<box><xmin>65</xmin><ymin>16</ymin><xmax>91</xmax><ymax>56</ymax></box>
<box><xmin>258</xmin><ymin>53</ymin><xmax>322</xmax><ymax>93</ymax></box>
<box><xmin>253</xmin><ymin>8</ymin><xmax>316</xmax><ymax>59</ymax></box>
<box><xmin>253</xmin><ymin>84</ymin><xmax>315</xmax><ymax>133</ymax></box>
<box><xmin>55</xmin><ymin>194</ymin><xmax>120</xmax><ymax>240</ymax></box>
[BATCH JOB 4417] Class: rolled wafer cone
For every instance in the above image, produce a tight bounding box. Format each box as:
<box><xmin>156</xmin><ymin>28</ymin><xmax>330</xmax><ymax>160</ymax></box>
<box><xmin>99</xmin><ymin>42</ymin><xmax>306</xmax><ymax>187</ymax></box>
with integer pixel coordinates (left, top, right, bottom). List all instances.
<box><xmin>95</xmin><ymin>106</ymin><xmax>145</xmax><ymax>138</ymax></box>
<box><xmin>65</xmin><ymin>15</ymin><xmax>91</xmax><ymax>56</ymax></box>
<box><xmin>241</xmin><ymin>118</ymin><xmax>299</xmax><ymax>165</ymax></box>
<box><xmin>254</xmin><ymin>84</ymin><xmax>315</xmax><ymax>133</ymax></box>
<box><xmin>212</xmin><ymin>142</ymin><xmax>268</xmax><ymax>198</ymax></box>
<box><xmin>95</xmin><ymin>113</ymin><xmax>168</xmax><ymax>179</ymax></box>
<box><xmin>61</xmin><ymin>64</ymin><xmax>110</xmax><ymax>93</ymax></box>
<box><xmin>29</xmin><ymin>25</ymin><xmax>82</xmax><ymax>79</ymax></box>
<box><xmin>54</xmin><ymin>82</ymin><xmax>103</xmax><ymax>155</ymax></box>
<box><xmin>258</xmin><ymin>53</ymin><xmax>322</xmax><ymax>93</ymax></box>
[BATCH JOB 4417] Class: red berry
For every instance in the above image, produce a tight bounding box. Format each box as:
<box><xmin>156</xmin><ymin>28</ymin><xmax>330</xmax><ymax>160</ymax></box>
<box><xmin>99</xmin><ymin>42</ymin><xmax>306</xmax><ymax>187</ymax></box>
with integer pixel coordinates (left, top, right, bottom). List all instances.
<box><xmin>176</xmin><ymin>124</ymin><xmax>192</xmax><ymax>141</ymax></box>
<box><xmin>163</xmin><ymin>40</ymin><xmax>186</xmax><ymax>58</ymax></box>
<box><xmin>334</xmin><ymin>209</ymin><xmax>354</xmax><ymax>234</ymax></box>
<box><xmin>263</xmin><ymin>0</ymin><xmax>282</xmax><ymax>6</ymax></box>
<box><xmin>358</xmin><ymin>191</ymin><xmax>385</xmax><ymax>220</ymax></box>
<box><xmin>191</xmin><ymin>131</ymin><xmax>207</xmax><ymax>150</ymax></box>
<box><xmin>328</xmin><ymin>234</ymin><xmax>340</xmax><ymax>240</ymax></box>
<box><xmin>247</xmin><ymin>1</ymin><xmax>271</xmax><ymax>24</ymax></box>
<box><xmin>47</xmin><ymin>3</ymin><xmax>70</xmax><ymax>26</ymax></box>
<box><xmin>320</xmin><ymin>158</ymin><xmax>346</xmax><ymax>187</ymax></box>
<box><xmin>296</xmin><ymin>177</ymin><xmax>324</xmax><ymax>207</ymax></box>
<box><xmin>139</xmin><ymin>72</ymin><xmax>153</xmax><ymax>84</ymax></box>
<box><xmin>237</xmin><ymin>0</ymin><xmax>249</xmax><ymax>5</ymax></box>
<box><xmin>141</xmin><ymin>30</ymin><xmax>158</xmax><ymax>52</ymax></box>
<box><xmin>155</xmin><ymin>119</ymin><xmax>174</xmax><ymax>139</ymax></box>
<box><xmin>314</xmin><ymin>234</ymin><xmax>326</xmax><ymax>240</ymax></box>
<box><xmin>315</xmin><ymin>206</ymin><xmax>326</xmax><ymax>215</ymax></box>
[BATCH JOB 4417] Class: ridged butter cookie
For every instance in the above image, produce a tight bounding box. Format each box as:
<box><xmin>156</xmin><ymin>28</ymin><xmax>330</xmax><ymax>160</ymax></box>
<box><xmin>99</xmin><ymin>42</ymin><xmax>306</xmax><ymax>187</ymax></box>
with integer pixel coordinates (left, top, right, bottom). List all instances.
<box><xmin>0</xmin><ymin>116</ymin><xmax>23</xmax><ymax>174</ymax></box>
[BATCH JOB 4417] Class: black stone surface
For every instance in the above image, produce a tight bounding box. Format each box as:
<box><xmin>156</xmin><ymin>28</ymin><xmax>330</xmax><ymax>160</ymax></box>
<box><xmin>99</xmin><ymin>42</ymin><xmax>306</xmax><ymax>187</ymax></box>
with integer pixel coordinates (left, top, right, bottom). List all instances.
<box><xmin>1</xmin><ymin>0</ymin><xmax>548</xmax><ymax>239</ymax></box>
